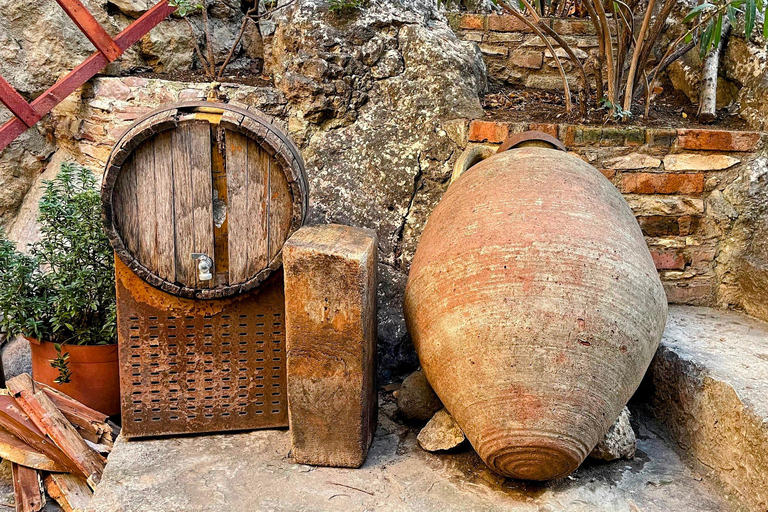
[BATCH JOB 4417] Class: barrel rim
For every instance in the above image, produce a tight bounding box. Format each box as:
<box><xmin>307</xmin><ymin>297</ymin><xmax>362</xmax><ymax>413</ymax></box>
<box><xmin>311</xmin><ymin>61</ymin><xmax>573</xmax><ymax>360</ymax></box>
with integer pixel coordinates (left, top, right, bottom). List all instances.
<box><xmin>101</xmin><ymin>101</ymin><xmax>308</xmax><ymax>300</ymax></box>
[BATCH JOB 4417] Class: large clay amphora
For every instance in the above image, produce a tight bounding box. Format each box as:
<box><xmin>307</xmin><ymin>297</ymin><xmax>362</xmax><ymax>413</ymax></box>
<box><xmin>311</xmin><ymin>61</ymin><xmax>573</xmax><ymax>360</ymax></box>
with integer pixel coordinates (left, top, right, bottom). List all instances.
<box><xmin>404</xmin><ymin>143</ymin><xmax>667</xmax><ymax>481</ymax></box>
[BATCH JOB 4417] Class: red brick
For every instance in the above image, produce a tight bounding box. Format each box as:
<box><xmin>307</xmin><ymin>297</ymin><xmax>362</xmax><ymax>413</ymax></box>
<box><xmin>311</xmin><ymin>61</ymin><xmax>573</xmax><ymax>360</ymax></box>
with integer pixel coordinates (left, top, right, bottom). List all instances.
<box><xmin>620</xmin><ymin>172</ymin><xmax>704</xmax><ymax>195</ymax></box>
<box><xmin>691</xmin><ymin>248</ymin><xmax>717</xmax><ymax>269</ymax></box>
<box><xmin>663</xmin><ymin>281</ymin><xmax>714</xmax><ymax>305</ymax></box>
<box><xmin>599</xmin><ymin>169</ymin><xmax>616</xmax><ymax>181</ymax></box>
<box><xmin>551</xmin><ymin>18</ymin><xmax>596</xmax><ymax>35</ymax></box>
<box><xmin>510</xmin><ymin>50</ymin><xmax>543</xmax><ymax>69</ymax></box>
<box><xmin>528</xmin><ymin>123</ymin><xmax>558</xmax><ymax>138</ymax></box>
<box><xmin>676</xmin><ymin>129</ymin><xmax>761</xmax><ymax>152</ymax></box>
<box><xmin>638</xmin><ymin>216</ymin><xmax>680</xmax><ymax>236</ymax></box>
<box><xmin>459</xmin><ymin>14</ymin><xmax>486</xmax><ymax>30</ymax></box>
<box><xmin>651</xmin><ymin>250</ymin><xmax>685</xmax><ymax>270</ymax></box>
<box><xmin>677</xmin><ymin>215</ymin><xmax>700</xmax><ymax>236</ymax></box>
<box><xmin>468</xmin><ymin>120</ymin><xmax>509</xmax><ymax>143</ymax></box>
<box><xmin>488</xmin><ymin>14</ymin><xmax>533</xmax><ymax>33</ymax></box>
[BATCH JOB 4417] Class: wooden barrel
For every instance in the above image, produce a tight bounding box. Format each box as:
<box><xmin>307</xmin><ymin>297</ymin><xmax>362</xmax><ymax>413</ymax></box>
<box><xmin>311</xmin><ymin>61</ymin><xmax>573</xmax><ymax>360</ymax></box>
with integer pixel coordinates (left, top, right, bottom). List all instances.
<box><xmin>102</xmin><ymin>102</ymin><xmax>308</xmax><ymax>299</ymax></box>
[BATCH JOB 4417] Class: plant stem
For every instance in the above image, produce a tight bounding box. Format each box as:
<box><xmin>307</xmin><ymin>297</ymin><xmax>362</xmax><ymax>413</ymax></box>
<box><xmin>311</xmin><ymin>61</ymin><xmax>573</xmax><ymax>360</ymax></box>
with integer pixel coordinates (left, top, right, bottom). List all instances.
<box><xmin>623</xmin><ymin>0</ymin><xmax>656</xmax><ymax>111</ymax></box>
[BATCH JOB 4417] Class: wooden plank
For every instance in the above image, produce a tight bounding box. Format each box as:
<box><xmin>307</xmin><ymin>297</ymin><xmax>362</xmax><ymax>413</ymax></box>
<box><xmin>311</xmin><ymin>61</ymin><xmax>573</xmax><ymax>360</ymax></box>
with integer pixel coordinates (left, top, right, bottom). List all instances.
<box><xmin>225</xmin><ymin>130</ymin><xmax>249</xmax><ymax>284</ymax></box>
<box><xmin>0</xmin><ymin>393</ymin><xmax>82</xmax><ymax>475</ymax></box>
<box><xmin>7</xmin><ymin>374</ymin><xmax>105</xmax><ymax>489</ymax></box>
<box><xmin>211</xmin><ymin>131</ymin><xmax>229</xmax><ymax>287</ymax></box>
<box><xmin>114</xmin><ymin>154</ymin><xmax>139</xmax><ymax>257</ymax></box>
<box><xmin>189</xmin><ymin>121</ymin><xmax>214</xmax><ymax>289</ymax></box>
<box><xmin>11</xmin><ymin>463</ymin><xmax>44</xmax><ymax>512</ymax></box>
<box><xmin>269</xmin><ymin>159</ymin><xmax>293</xmax><ymax>259</ymax></box>
<box><xmin>44</xmin><ymin>473</ymin><xmax>92</xmax><ymax>512</ymax></box>
<box><xmin>153</xmin><ymin>130</ymin><xmax>176</xmax><ymax>281</ymax></box>
<box><xmin>0</xmin><ymin>76</ymin><xmax>38</xmax><ymax>127</ymax></box>
<box><xmin>134</xmin><ymin>141</ymin><xmax>158</xmax><ymax>271</ymax></box>
<box><xmin>247</xmin><ymin>139</ymin><xmax>269</xmax><ymax>275</ymax></box>
<box><xmin>171</xmin><ymin>124</ymin><xmax>195</xmax><ymax>287</ymax></box>
<box><xmin>54</xmin><ymin>0</ymin><xmax>122</xmax><ymax>61</ymax></box>
<box><xmin>0</xmin><ymin>0</ymin><xmax>175</xmax><ymax>152</ymax></box>
<box><xmin>0</xmin><ymin>426</ymin><xmax>67</xmax><ymax>472</ymax></box>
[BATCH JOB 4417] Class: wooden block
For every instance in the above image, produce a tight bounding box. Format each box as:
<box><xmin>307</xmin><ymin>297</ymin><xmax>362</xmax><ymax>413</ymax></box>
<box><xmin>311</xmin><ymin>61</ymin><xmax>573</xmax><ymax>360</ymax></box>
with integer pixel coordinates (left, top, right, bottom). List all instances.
<box><xmin>11</xmin><ymin>463</ymin><xmax>44</xmax><ymax>512</ymax></box>
<box><xmin>44</xmin><ymin>473</ymin><xmax>92</xmax><ymax>512</ymax></box>
<box><xmin>7</xmin><ymin>374</ymin><xmax>105</xmax><ymax>489</ymax></box>
<box><xmin>283</xmin><ymin>224</ymin><xmax>378</xmax><ymax>468</ymax></box>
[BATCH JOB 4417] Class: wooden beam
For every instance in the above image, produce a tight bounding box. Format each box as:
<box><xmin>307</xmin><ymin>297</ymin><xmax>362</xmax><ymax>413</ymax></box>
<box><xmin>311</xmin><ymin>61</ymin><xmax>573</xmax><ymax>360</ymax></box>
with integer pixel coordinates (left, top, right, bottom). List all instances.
<box><xmin>44</xmin><ymin>473</ymin><xmax>92</xmax><ymax>512</ymax></box>
<box><xmin>0</xmin><ymin>76</ymin><xmax>38</xmax><ymax>127</ymax></box>
<box><xmin>54</xmin><ymin>0</ymin><xmax>122</xmax><ymax>61</ymax></box>
<box><xmin>7</xmin><ymin>374</ymin><xmax>105</xmax><ymax>489</ymax></box>
<box><xmin>11</xmin><ymin>463</ymin><xmax>44</xmax><ymax>512</ymax></box>
<box><xmin>0</xmin><ymin>0</ymin><xmax>175</xmax><ymax>152</ymax></box>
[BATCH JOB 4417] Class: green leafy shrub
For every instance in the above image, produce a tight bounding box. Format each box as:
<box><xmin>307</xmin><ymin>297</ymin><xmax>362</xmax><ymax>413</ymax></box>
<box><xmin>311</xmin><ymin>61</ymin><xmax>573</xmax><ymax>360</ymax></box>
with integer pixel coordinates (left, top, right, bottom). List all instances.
<box><xmin>0</xmin><ymin>163</ymin><xmax>116</xmax><ymax>354</ymax></box>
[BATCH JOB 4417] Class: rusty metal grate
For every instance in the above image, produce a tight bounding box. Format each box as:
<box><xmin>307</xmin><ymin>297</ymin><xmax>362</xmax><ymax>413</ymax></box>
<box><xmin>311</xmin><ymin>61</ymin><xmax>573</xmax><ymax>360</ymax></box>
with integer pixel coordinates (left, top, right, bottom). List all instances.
<box><xmin>116</xmin><ymin>259</ymin><xmax>288</xmax><ymax>438</ymax></box>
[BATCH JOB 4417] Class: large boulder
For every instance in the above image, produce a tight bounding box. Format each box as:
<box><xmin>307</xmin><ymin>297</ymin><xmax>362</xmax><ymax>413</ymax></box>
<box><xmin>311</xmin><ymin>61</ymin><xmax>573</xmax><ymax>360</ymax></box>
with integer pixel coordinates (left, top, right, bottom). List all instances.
<box><xmin>712</xmin><ymin>155</ymin><xmax>768</xmax><ymax>322</ymax></box>
<box><xmin>723</xmin><ymin>36</ymin><xmax>768</xmax><ymax>131</ymax></box>
<box><xmin>264</xmin><ymin>0</ymin><xmax>486</xmax><ymax>378</ymax></box>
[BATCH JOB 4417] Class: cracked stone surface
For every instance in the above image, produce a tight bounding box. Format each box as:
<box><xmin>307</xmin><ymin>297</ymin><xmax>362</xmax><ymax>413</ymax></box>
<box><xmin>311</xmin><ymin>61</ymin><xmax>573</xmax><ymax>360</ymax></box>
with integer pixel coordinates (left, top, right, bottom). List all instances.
<box><xmin>641</xmin><ymin>305</ymin><xmax>768</xmax><ymax>512</ymax></box>
<box><xmin>88</xmin><ymin>399</ymin><xmax>732</xmax><ymax>512</ymax></box>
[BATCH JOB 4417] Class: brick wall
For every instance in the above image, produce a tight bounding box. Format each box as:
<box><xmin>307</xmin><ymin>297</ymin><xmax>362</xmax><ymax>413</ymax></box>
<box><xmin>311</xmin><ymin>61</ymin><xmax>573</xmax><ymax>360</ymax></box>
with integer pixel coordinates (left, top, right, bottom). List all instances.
<box><xmin>447</xmin><ymin>13</ymin><xmax>606</xmax><ymax>91</ymax></box>
<box><xmin>462</xmin><ymin>120</ymin><xmax>765</xmax><ymax>307</ymax></box>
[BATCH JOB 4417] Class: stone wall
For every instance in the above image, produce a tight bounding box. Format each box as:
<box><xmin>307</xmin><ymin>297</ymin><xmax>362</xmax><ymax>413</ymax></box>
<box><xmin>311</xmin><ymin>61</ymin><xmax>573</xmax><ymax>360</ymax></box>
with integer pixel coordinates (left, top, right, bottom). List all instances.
<box><xmin>464</xmin><ymin>119</ymin><xmax>768</xmax><ymax>316</ymax></box>
<box><xmin>447</xmin><ymin>13</ymin><xmax>603</xmax><ymax>91</ymax></box>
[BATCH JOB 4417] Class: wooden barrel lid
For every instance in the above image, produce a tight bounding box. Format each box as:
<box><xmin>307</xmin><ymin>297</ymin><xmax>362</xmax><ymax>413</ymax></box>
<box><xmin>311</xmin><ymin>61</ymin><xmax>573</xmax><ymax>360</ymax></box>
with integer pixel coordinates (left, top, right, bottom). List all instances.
<box><xmin>102</xmin><ymin>102</ymin><xmax>308</xmax><ymax>299</ymax></box>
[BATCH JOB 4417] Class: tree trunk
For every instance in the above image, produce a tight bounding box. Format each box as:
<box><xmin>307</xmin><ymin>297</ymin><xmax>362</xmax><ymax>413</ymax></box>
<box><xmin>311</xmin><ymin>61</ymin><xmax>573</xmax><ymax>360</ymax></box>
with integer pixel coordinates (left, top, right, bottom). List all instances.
<box><xmin>697</xmin><ymin>20</ymin><xmax>731</xmax><ymax>123</ymax></box>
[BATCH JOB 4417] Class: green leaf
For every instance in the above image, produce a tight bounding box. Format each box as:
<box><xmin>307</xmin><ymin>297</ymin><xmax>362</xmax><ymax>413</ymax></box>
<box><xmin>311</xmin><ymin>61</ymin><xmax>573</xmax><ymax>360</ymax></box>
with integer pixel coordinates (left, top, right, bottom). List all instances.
<box><xmin>685</xmin><ymin>32</ymin><xmax>694</xmax><ymax>43</ymax></box>
<box><xmin>727</xmin><ymin>5</ymin><xmax>738</xmax><ymax>27</ymax></box>
<box><xmin>764</xmin><ymin>15</ymin><xmax>768</xmax><ymax>40</ymax></box>
<box><xmin>683</xmin><ymin>2</ymin><xmax>715</xmax><ymax>23</ymax></box>
<box><xmin>746</xmin><ymin>0</ymin><xmax>756</xmax><ymax>38</ymax></box>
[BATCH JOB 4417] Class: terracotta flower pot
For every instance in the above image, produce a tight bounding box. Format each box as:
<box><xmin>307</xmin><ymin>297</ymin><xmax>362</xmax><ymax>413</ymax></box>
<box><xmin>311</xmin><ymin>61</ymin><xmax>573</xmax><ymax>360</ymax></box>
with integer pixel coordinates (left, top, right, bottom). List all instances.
<box><xmin>27</xmin><ymin>337</ymin><xmax>120</xmax><ymax>416</ymax></box>
<box><xmin>404</xmin><ymin>146</ymin><xmax>667</xmax><ymax>481</ymax></box>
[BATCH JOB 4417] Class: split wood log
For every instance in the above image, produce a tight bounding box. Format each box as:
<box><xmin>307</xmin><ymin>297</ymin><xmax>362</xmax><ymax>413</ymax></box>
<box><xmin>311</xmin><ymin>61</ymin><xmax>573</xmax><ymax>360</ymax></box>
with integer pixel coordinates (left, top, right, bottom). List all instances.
<box><xmin>698</xmin><ymin>19</ymin><xmax>731</xmax><ymax>123</ymax></box>
<box><xmin>44</xmin><ymin>473</ymin><xmax>92</xmax><ymax>512</ymax></box>
<box><xmin>0</xmin><ymin>426</ymin><xmax>67</xmax><ymax>472</ymax></box>
<box><xmin>7</xmin><ymin>374</ymin><xmax>105</xmax><ymax>489</ymax></box>
<box><xmin>0</xmin><ymin>392</ymin><xmax>82</xmax><ymax>475</ymax></box>
<box><xmin>37</xmin><ymin>384</ymin><xmax>114</xmax><ymax>447</ymax></box>
<box><xmin>11</xmin><ymin>463</ymin><xmax>44</xmax><ymax>512</ymax></box>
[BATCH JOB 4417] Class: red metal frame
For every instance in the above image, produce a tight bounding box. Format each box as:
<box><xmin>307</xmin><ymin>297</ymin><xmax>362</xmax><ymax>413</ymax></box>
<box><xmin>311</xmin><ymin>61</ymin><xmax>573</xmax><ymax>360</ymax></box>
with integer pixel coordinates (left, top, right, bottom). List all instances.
<box><xmin>0</xmin><ymin>0</ymin><xmax>175</xmax><ymax>152</ymax></box>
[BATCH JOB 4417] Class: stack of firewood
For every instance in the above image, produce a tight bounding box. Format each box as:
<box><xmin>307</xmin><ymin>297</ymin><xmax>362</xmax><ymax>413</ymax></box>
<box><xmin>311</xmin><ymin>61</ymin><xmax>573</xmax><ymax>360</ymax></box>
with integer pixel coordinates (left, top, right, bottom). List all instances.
<box><xmin>0</xmin><ymin>373</ymin><xmax>119</xmax><ymax>512</ymax></box>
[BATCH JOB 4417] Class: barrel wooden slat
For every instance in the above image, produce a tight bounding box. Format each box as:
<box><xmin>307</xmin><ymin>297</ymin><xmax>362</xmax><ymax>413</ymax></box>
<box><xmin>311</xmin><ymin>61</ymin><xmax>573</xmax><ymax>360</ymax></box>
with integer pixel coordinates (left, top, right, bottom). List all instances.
<box><xmin>153</xmin><ymin>131</ymin><xmax>176</xmax><ymax>281</ymax></box>
<box><xmin>211</xmin><ymin>137</ymin><xmax>229</xmax><ymax>288</ymax></box>
<box><xmin>269</xmin><ymin>157</ymin><xmax>292</xmax><ymax>260</ymax></box>
<box><xmin>102</xmin><ymin>101</ymin><xmax>307</xmax><ymax>300</ymax></box>
<box><xmin>114</xmin><ymin>158</ymin><xmax>139</xmax><ymax>257</ymax></box>
<box><xmin>246</xmin><ymin>138</ymin><xmax>269</xmax><ymax>276</ymax></box>
<box><xmin>189</xmin><ymin>122</ymin><xmax>214</xmax><ymax>289</ymax></box>
<box><xmin>225</xmin><ymin>130</ymin><xmax>249</xmax><ymax>285</ymax></box>
<box><xmin>171</xmin><ymin>124</ymin><xmax>196</xmax><ymax>287</ymax></box>
<box><xmin>135</xmin><ymin>141</ymin><xmax>157</xmax><ymax>272</ymax></box>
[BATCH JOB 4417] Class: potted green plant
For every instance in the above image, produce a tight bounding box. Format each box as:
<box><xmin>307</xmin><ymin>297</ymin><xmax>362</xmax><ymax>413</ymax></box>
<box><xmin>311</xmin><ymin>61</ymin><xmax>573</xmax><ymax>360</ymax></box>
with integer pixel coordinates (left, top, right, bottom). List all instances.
<box><xmin>0</xmin><ymin>163</ymin><xmax>119</xmax><ymax>415</ymax></box>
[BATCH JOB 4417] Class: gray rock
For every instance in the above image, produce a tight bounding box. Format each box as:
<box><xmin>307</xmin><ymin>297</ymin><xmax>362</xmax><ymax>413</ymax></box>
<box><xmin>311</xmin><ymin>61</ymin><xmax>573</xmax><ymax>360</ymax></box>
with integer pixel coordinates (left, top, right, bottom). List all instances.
<box><xmin>264</xmin><ymin>0</ymin><xmax>485</xmax><ymax>378</ymax></box>
<box><xmin>723</xmin><ymin>36</ymin><xmax>768</xmax><ymax>131</ymax></box>
<box><xmin>589</xmin><ymin>407</ymin><xmax>636</xmax><ymax>462</ymax></box>
<box><xmin>396</xmin><ymin>370</ymin><xmax>443</xmax><ymax>421</ymax></box>
<box><xmin>417</xmin><ymin>408</ymin><xmax>465</xmax><ymax>451</ymax></box>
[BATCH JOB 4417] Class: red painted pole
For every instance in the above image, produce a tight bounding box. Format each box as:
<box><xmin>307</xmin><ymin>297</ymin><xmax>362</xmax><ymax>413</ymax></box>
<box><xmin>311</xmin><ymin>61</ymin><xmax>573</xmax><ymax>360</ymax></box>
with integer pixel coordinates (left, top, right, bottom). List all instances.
<box><xmin>0</xmin><ymin>0</ymin><xmax>175</xmax><ymax>153</ymax></box>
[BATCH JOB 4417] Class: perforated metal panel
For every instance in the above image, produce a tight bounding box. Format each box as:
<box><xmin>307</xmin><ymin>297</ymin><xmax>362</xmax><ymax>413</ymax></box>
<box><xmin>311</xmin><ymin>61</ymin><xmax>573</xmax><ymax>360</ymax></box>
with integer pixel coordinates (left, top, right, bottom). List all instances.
<box><xmin>115</xmin><ymin>258</ymin><xmax>288</xmax><ymax>438</ymax></box>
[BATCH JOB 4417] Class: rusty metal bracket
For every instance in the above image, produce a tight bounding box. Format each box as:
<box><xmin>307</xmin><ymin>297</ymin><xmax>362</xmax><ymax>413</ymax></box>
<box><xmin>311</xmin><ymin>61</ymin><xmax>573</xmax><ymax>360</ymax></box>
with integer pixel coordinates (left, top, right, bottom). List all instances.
<box><xmin>497</xmin><ymin>131</ymin><xmax>567</xmax><ymax>153</ymax></box>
